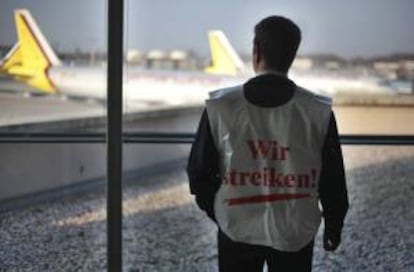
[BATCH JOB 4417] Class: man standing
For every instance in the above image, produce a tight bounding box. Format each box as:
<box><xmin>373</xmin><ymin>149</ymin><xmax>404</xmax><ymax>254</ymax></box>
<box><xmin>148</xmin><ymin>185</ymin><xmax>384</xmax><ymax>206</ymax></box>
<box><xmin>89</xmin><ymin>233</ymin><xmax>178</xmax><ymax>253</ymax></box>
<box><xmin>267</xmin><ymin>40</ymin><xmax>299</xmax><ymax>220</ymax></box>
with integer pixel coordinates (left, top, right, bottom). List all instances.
<box><xmin>187</xmin><ymin>16</ymin><xmax>348</xmax><ymax>272</ymax></box>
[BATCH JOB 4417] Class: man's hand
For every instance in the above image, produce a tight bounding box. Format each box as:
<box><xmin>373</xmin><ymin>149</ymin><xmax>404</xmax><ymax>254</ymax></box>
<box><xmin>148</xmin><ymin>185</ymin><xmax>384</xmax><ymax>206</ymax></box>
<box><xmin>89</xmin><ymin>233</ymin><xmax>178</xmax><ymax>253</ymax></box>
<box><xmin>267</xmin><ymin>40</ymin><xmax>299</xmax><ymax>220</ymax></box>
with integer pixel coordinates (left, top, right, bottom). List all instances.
<box><xmin>323</xmin><ymin>228</ymin><xmax>341</xmax><ymax>251</ymax></box>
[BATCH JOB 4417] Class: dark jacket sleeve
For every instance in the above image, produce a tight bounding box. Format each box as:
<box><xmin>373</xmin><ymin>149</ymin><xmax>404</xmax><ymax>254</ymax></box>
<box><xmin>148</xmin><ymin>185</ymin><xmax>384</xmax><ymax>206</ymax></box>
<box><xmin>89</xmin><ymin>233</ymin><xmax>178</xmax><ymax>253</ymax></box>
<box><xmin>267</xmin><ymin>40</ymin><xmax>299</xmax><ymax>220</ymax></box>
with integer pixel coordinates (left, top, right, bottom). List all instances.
<box><xmin>319</xmin><ymin>112</ymin><xmax>349</xmax><ymax>234</ymax></box>
<box><xmin>187</xmin><ymin>109</ymin><xmax>221</xmax><ymax>221</ymax></box>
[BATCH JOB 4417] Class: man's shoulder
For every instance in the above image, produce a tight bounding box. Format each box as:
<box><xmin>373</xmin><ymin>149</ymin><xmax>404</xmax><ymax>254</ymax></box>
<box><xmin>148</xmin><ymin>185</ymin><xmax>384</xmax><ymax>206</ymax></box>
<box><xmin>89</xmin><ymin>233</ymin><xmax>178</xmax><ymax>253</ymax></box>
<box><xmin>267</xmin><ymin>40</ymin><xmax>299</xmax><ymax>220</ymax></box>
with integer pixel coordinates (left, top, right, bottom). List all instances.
<box><xmin>208</xmin><ymin>85</ymin><xmax>243</xmax><ymax>100</ymax></box>
<box><xmin>295</xmin><ymin>85</ymin><xmax>332</xmax><ymax>107</ymax></box>
<box><xmin>205</xmin><ymin>85</ymin><xmax>243</xmax><ymax>120</ymax></box>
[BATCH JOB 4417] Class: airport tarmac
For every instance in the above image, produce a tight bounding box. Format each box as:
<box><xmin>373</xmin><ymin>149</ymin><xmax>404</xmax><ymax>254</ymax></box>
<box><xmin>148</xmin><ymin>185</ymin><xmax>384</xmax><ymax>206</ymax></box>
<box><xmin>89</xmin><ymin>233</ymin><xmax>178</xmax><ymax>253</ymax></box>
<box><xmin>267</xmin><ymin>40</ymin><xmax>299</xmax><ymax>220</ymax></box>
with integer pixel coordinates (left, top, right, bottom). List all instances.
<box><xmin>333</xmin><ymin>104</ymin><xmax>414</xmax><ymax>135</ymax></box>
<box><xmin>1</xmin><ymin>86</ymin><xmax>414</xmax><ymax>135</ymax></box>
<box><xmin>0</xmin><ymin>91</ymin><xmax>105</xmax><ymax>127</ymax></box>
<box><xmin>0</xmin><ymin>86</ymin><xmax>201</xmax><ymax>130</ymax></box>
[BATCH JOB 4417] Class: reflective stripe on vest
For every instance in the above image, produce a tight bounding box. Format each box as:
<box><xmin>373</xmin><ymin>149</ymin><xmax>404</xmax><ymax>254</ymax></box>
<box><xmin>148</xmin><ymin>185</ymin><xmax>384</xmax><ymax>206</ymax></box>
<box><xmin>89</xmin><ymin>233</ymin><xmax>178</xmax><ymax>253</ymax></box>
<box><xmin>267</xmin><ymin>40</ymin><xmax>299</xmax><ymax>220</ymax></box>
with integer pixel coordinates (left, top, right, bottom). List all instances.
<box><xmin>206</xmin><ymin>85</ymin><xmax>331</xmax><ymax>251</ymax></box>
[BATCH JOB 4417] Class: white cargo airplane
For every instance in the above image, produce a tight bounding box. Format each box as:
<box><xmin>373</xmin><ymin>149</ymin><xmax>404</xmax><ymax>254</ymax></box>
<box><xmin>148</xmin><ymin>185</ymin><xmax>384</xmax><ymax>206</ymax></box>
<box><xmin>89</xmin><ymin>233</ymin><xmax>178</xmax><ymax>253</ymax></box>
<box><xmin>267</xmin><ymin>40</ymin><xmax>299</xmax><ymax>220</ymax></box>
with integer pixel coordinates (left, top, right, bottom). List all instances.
<box><xmin>0</xmin><ymin>9</ymin><xmax>396</xmax><ymax>106</ymax></box>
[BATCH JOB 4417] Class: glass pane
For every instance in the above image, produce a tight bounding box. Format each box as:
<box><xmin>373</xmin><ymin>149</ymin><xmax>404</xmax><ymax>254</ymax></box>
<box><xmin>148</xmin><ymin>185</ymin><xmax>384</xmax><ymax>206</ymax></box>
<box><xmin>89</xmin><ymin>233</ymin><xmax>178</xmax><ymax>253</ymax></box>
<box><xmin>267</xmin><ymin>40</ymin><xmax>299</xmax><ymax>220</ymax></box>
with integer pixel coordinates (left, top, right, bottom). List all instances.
<box><xmin>0</xmin><ymin>1</ymin><xmax>108</xmax><ymax>270</ymax></box>
<box><xmin>121</xmin><ymin>0</ymin><xmax>413</xmax><ymax>134</ymax></box>
<box><xmin>121</xmin><ymin>0</ymin><xmax>413</xmax><ymax>271</ymax></box>
<box><xmin>0</xmin><ymin>2</ymin><xmax>107</xmax><ymax>133</ymax></box>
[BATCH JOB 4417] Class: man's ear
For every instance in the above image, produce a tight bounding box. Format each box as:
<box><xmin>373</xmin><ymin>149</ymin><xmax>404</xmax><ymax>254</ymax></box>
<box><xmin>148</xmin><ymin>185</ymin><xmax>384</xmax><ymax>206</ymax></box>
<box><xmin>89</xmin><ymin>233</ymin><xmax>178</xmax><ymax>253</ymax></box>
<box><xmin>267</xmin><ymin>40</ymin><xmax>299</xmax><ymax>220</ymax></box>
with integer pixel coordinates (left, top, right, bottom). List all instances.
<box><xmin>253</xmin><ymin>43</ymin><xmax>262</xmax><ymax>72</ymax></box>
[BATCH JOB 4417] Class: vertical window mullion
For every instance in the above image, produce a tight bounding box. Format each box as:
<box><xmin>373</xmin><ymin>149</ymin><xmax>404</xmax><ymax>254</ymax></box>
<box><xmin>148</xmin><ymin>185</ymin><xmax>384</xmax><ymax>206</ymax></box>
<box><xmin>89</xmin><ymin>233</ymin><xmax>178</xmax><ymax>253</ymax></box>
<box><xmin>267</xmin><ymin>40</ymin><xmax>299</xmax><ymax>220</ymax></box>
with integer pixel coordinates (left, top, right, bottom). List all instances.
<box><xmin>107</xmin><ymin>0</ymin><xmax>123</xmax><ymax>270</ymax></box>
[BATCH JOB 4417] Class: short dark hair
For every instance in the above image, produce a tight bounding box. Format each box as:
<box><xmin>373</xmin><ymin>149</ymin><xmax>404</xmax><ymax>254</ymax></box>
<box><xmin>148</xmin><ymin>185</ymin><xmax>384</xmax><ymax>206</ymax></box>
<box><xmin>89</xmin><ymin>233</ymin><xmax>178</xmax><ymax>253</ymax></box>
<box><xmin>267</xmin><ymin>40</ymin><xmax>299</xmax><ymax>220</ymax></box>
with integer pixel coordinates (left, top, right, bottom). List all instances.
<box><xmin>254</xmin><ymin>16</ymin><xmax>301</xmax><ymax>72</ymax></box>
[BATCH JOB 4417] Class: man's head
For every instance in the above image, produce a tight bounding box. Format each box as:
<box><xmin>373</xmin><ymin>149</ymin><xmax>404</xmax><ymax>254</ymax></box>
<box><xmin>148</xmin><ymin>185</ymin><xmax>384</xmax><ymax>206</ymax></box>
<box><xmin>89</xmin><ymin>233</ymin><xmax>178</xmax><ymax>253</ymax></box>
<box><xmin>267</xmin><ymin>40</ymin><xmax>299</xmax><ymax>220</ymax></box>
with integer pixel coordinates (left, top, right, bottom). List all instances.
<box><xmin>253</xmin><ymin>16</ymin><xmax>301</xmax><ymax>74</ymax></box>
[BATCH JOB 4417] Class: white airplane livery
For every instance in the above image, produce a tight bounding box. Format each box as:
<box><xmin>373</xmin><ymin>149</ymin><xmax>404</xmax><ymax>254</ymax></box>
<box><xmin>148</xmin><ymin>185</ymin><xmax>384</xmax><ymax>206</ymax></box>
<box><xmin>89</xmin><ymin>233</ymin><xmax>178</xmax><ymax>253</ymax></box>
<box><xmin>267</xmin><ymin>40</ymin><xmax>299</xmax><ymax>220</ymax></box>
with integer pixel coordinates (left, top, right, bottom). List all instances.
<box><xmin>0</xmin><ymin>9</ymin><xmax>247</xmax><ymax>106</ymax></box>
<box><xmin>0</xmin><ymin>9</ymin><xmax>396</xmax><ymax>106</ymax></box>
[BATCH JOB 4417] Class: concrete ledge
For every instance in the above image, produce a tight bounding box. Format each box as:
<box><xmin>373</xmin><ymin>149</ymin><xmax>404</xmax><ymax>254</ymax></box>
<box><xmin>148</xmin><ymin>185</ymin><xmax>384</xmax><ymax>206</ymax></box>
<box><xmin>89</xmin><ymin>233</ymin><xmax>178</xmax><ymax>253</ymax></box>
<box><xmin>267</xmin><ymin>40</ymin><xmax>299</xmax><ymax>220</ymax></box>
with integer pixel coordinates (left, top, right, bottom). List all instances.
<box><xmin>0</xmin><ymin>107</ymin><xmax>201</xmax><ymax>209</ymax></box>
<box><xmin>0</xmin><ymin>105</ymin><xmax>203</xmax><ymax>132</ymax></box>
<box><xmin>333</xmin><ymin>94</ymin><xmax>414</xmax><ymax>106</ymax></box>
<box><xmin>0</xmin><ymin>158</ymin><xmax>187</xmax><ymax>214</ymax></box>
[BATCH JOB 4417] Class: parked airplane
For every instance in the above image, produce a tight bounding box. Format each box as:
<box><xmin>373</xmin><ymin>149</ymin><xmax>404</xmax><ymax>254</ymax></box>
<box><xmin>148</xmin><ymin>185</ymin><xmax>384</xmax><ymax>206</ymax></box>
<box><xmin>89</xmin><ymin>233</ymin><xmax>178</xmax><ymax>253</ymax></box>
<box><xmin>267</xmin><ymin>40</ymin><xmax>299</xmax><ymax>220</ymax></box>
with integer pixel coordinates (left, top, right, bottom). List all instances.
<box><xmin>0</xmin><ymin>9</ymin><xmax>247</xmax><ymax>106</ymax></box>
<box><xmin>0</xmin><ymin>9</ymin><xmax>397</xmax><ymax>107</ymax></box>
<box><xmin>290</xmin><ymin>69</ymin><xmax>398</xmax><ymax>96</ymax></box>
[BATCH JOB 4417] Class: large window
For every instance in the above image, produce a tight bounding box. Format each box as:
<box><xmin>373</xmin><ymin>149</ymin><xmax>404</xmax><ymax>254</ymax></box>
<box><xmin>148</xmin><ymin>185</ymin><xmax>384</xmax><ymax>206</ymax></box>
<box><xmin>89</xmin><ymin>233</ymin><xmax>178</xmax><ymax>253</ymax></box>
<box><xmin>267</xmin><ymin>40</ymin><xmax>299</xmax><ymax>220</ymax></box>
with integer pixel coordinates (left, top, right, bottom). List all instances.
<box><xmin>122</xmin><ymin>1</ymin><xmax>413</xmax><ymax>271</ymax></box>
<box><xmin>0</xmin><ymin>0</ymin><xmax>413</xmax><ymax>271</ymax></box>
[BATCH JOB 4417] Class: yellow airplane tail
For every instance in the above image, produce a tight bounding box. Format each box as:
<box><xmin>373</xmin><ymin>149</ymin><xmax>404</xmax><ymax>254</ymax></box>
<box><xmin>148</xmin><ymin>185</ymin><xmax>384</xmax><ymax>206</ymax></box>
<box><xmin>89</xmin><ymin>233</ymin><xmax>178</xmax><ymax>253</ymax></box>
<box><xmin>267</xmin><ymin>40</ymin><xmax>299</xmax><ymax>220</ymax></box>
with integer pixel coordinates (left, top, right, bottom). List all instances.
<box><xmin>0</xmin><ymin>9</ymin><xmax>60</xmax><ymax>93</ymax></box>
<box><xmin>204</xmin><ymin>30</ymin><xmax>246</xmax><ymax>76</ymax></box>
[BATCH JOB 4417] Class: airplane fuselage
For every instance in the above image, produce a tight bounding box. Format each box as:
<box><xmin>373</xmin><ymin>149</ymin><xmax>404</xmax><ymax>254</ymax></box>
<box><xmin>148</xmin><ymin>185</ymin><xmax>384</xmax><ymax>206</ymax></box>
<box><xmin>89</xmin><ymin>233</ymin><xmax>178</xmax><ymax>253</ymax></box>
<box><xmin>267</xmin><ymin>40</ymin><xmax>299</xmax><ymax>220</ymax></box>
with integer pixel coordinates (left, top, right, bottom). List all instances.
<box><xmin>1</xmin><ymin>9</ymin><xmax>399</xmax><ymax>106</ymax></box>
<box><xmin>48</xmin><ymin>65</ymin><xmax>246</xmax><ymax>105</ymax></box>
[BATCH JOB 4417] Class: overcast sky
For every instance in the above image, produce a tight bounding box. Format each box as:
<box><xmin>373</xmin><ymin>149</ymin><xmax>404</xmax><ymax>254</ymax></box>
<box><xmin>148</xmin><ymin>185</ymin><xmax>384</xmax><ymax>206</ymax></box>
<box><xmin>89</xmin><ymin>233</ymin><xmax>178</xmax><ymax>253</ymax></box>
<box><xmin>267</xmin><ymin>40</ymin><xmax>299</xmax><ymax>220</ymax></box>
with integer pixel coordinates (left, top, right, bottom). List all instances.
<box><xmin>1</xmin><ymin>0</ymin><xmax>414</xmax><ymax>58</ymax></box>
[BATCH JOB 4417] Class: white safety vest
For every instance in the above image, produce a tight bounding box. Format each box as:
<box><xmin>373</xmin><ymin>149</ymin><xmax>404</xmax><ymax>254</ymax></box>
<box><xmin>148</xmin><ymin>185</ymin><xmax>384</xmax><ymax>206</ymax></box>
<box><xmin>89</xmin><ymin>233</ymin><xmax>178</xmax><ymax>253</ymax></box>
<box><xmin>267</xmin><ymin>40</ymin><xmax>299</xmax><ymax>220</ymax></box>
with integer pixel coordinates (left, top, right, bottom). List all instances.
<box><xmin>206</xmin><ymin>84</ymin><xmax>332</xmax><ymax>251</ymax></box>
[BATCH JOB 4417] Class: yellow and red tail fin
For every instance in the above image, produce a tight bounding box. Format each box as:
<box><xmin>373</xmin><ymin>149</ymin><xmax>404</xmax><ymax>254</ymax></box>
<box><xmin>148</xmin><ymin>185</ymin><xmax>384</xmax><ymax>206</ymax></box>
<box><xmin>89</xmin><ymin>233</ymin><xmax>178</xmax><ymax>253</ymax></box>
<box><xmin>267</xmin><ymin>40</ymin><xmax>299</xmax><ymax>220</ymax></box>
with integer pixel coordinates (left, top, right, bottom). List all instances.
<box><xmin>204</xmin><ymin>30</ymin><xmax>246</xmax><ymax>76</ymax></box>
<box><xmin>0</xmin><ymin>9</ymin><xmax>60</xmax><ymax>93</ymax></box>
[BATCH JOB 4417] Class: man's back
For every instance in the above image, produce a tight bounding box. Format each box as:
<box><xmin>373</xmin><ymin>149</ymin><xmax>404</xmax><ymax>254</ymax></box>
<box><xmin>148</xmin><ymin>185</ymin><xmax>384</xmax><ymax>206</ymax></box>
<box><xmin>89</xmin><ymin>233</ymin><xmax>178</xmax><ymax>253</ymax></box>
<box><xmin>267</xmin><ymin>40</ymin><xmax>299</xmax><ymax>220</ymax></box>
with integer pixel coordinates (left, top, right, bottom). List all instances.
<box><xmin>206</xmin><ymin>74</ymin><xmax>332</xmax><ymax>251</ymax></box>
<box><xmin>187</xmin><ymin>15</ymin><xmax>348</xmax><ymax>271</ymax></box>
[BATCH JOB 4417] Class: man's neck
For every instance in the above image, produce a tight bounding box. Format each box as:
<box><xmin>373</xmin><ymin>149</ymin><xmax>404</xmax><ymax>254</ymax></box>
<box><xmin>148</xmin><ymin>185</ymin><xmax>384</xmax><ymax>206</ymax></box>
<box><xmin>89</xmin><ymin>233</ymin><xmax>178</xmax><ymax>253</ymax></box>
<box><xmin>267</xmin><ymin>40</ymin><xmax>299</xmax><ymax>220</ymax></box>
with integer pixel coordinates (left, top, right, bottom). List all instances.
<box><xmin>256</xmin><ymin>70</ymin><xmax>287</xmax><ymax>78</ymax></box>
<box><xmin>255</xmin><ymin>67</ymin><xmax>288</xmax><ymax>77</ymax></box>
<box><xmin>244</xmin><ymin>72</ymin><xmax>295</xmax><ymax>107</ymax></box>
